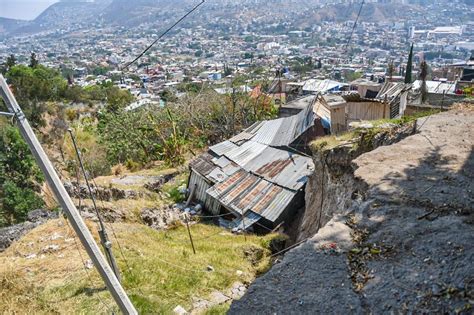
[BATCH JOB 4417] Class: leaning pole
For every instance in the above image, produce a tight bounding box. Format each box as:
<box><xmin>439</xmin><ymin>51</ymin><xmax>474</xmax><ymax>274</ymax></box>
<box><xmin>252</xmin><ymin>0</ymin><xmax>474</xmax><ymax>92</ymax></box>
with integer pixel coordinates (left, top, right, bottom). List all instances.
<box><xmin>0</xmin><ymin>75</ymin><xmax>137</xmax><ymax>315</ymax></box>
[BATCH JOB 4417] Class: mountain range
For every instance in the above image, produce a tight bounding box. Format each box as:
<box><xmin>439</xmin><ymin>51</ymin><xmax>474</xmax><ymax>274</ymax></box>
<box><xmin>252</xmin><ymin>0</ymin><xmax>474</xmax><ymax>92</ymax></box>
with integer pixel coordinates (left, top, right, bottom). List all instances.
<box><xmin>0</xmin><ymin>0</ymin><xmax>470</xmax><ymax>38</ymax></box>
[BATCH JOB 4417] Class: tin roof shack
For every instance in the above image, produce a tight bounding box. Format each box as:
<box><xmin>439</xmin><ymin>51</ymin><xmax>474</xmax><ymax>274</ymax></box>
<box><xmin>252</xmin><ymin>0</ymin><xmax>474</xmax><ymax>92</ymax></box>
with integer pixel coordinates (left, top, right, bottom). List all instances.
<box><xmin>279</xmin><ymin>95</ymin><xmax>315</xmax><ymax>118</ymax></box>
<box><xmin>376</xmin><ymin>82</ymin><xmax>413</xmax><ymax>118</ymax></box>
<box><xmin>187</xmin><ymin>108</ymin><xmax>316</xmax><ymax>232</ymax></box>
<box><xmin>408</xmin><ymin>80</ymin><xmax>467</xmax><ymax>109</ymax></box>
<box><xmin>349</xmin><ymin>78</ymin><xmax>382</xmax><ymax>99</ymax></box>
<box><xmin>313</xmin><ymin>94</ymin><xmax>347</xmax><ymax>134</ymax></box>
<box><xmin>343</xmin><ymin>94</ymin><xmax>391</xmax><ymax>124</ymax></box>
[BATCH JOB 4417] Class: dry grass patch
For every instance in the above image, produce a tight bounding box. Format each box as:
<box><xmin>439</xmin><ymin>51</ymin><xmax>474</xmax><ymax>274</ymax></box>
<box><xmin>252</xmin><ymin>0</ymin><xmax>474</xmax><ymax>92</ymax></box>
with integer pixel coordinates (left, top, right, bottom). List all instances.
<box><xmin>0</xmin><ymin>219</ymin><xmax>277</xmax><ymax>314</ymax></box>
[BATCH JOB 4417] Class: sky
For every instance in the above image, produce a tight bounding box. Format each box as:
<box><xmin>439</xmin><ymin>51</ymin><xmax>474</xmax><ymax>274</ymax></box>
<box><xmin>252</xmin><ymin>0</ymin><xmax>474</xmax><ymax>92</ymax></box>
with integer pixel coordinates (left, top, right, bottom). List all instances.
<box><xmin>0</xmin><ymin>0</ymin><xmax>59</xmax><ymax>20</ymax></box>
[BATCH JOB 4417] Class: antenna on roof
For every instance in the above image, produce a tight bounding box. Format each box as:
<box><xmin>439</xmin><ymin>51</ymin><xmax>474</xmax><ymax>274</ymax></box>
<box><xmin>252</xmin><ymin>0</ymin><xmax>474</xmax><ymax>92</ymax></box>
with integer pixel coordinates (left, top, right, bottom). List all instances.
<box><xmin>122</xmin><ymin>0</ymin><xmax>206</xmax><ymax>71</ymax></box>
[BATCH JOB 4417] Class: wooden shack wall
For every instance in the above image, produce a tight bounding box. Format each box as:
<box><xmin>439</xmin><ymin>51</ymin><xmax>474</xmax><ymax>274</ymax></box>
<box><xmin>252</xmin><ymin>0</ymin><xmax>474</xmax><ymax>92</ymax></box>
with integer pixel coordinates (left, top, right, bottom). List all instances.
<box><xmin>346</xmin><ymin>101</ymin><xmax>390</xmax><ymax>122</ymax></box>
<box><xmin>330</xmin><ymin>106</ymin><xmax>347</xmax><ymax>134</ymax></box>
<box><xmin>188</xmin><ymin>170</ymin><xmax>220</xmax><ymax>215</ymax></box>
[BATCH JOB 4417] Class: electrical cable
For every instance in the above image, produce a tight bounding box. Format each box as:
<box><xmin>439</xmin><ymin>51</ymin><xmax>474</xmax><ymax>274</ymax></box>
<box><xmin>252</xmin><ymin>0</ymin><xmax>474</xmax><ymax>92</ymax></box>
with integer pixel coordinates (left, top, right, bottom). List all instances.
<box><xmin>345</xmin><ymin>0</ymin><xmax>365</xmax><ymax>51</ymax></box>
<box><xmin>88</xmin><ymin>178</ymin><xmax>149</xmax><ymax>298</ymax></box>
<box><xmin>122</xmin><ymin>0</ymin><xmax>206</xmax><ymax>70</ymax></box>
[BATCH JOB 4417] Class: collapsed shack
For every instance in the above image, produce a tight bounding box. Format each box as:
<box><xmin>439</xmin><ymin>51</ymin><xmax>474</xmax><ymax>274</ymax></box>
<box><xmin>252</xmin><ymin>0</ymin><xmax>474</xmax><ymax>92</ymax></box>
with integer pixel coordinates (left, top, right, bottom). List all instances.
<box><xmin>186</xmin><ymin>104</ymin><xmax>316</xmax><ymax>233</ymax></box>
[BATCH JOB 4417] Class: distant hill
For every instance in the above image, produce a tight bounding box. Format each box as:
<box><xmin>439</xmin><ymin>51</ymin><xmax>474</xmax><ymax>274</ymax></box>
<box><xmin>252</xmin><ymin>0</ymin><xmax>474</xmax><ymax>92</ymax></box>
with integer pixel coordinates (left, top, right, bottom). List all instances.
<box><xmin>4</xmin><ymin>0</ymin><xmax>111</xmax><ymax>36</ymax></box>
<box><xmin>100</xmin><ymin>0</ymin><xmax>193</xmax><ymax>26</ymax></box>
<box><xmin>0</xmin><ymin>17</ymin><xmax>29</xmax><ymax>36</ymax></box>
<box><xmin>0</xmin><ymin>0</ymin><xmax>452</xmax><ymax>37</ymax></box>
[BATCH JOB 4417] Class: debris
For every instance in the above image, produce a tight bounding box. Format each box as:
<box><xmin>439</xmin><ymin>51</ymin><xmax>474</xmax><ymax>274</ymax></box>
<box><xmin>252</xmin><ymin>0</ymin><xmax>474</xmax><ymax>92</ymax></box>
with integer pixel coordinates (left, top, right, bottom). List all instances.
<box><xmin>85</xmin><ymin>260</ymin><xmax>94</xmax><ymax>269</ymax></box>
<box><xmin>206</xmin><ymin>265</ymin><xmax>215</xmax><ymax>272</ymax></box>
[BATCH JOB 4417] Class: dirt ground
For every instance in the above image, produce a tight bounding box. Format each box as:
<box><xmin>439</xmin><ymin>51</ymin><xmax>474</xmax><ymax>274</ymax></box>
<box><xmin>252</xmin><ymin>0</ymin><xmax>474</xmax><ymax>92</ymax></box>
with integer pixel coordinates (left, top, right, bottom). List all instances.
<box><xmin>230</xmin><ymin>108</ymin><xmax>474</xmax><ymax>314</ymax></box>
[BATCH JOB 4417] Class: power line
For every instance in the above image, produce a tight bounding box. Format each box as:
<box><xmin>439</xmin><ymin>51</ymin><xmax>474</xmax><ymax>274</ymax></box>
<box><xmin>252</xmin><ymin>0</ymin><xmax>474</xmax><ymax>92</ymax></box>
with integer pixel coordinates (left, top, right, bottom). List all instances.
<box><xmin>345</xmin><ymin>0</ymin><xmax>365</xmax><ymax>51</ymax></box>
<box><xmin>122</xmin><ymin>0</ymin><xmax>206</xmax><ymax>70</ymax></box>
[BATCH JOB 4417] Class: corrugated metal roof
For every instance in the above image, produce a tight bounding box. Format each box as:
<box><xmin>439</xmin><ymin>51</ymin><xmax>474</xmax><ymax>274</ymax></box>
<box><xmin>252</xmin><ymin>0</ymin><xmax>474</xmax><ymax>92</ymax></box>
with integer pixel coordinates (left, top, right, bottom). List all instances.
<box><xmin>302</xmin><ymin>79</ymin><xmax>347</xmax><ymax>93</ymax></box>
<box><xmin>229</xmin><ymin>131</ymin><xmax>254</xmax><ymax>144</ymax></box>
<box><xmin>189</xmin><ymin>153</ymin><xmax>215</xmax><ymax>176</ymax></box>
<box><xmin>208</xmin><ymin>170</ymin><xmax>247</xmax><ymax>197</ymax></box>
<box><xmin>240</xmin><ymin>146</ymin><xmax>314</xmax><ymax>191</ymax></box>
<box><xmin>245</xmin><ymin>104</ymin><xmax>314</xmax><ymax>147</ymax></box>
<box><xmin>224</xmin><ymin>141</ymin><xmax>267</xmax><ymax>166</ymax></box>
<box><xmin>232</xmin><ymin>211</ymin><xmax>262</xmax><ymax>231</ymax></box>
<box><xmin>207</xmin><ymin>168</ymin><xmax>228</xmax><ymax>183</ymax></box>
<box><xmin>206</xmin><ymin>172</ymin><xmax>296</xmax><ymax>223</ymax></box>
<box><xmin>376</xmin><ymin>82</ymin><xmax>412</xmax><ymax>100</ymax></box>
<box><xmin>209</xmin><ymin>140</ymin><xmax>238</xmax><ymax>156</ymax></box>
<box><xmin>213</xmin><ymin>156</ymin><xmax>232</xmax><ymax>168</ymax></box>
<box><xmin>260</xmin><ymin>188</ymin><xmax>296</xmax><ymax>222</ymax></box>
<box><xmin>220</xmin><ymin>174</ymin><xmax>258</xmax><ymax>205</ymax></box>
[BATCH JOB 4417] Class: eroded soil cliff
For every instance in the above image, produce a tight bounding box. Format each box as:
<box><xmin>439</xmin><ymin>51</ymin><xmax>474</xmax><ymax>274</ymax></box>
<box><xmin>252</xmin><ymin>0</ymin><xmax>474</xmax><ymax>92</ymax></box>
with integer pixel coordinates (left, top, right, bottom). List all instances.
<box><xmin>230</xmin><ymin>108</ymin><xmax>474</xmax><ymax>314</ymax></box>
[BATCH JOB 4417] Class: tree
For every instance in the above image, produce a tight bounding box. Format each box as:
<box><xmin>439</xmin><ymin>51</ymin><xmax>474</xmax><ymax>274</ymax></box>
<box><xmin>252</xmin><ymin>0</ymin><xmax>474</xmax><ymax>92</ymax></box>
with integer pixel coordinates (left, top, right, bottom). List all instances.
<box><xmin>387</xmin><ymin>60</ymin><xmax>395</xmax><ymax>82</ymax></box>
<box><xmin>0</xmin><ymin>125</ymin><xmax>44</xmax><ymax>226</ymax></box>
<box><xmin>317</xmin><ymin>59</ymin><xmax>322</xmax><ymax>69</ymax></box>
<box><xmin>405</xmin><ymin>43</ymin><xmax>414</xmax><ymax>84</ymax></box>
<box><xmin>29</xmin><ymin>52</ymin><xmax>39</xmax><ymax>68</ymax></box>
<box><xmin>6</xmin><ymin>54</ymin><xmax>16</xmax><ymax>70</ymax></box>
<box><xmin>104</xmin><ymin>86</ymin><xmax>134</xmax><ymax>113</ymax></box>
<box><xmin>419</xmin><ymin>60</ymin><xmax>429</xmax><ymax>103</ymax></box>
<box><xmin>6</xmin><ymin>65</ymin><xmax>68</xmax><ymax>128</ymax></box>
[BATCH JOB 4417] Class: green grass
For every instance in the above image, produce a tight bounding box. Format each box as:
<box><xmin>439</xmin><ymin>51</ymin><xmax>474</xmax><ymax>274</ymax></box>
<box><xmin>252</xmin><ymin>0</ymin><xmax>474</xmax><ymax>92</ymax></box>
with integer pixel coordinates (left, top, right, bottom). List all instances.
<box><xmin>0</xmin><ymin>219</ymin><xmax>277</xmax><ymax>314</ymax></box>
<box><xmin>162</xmin><ymin>172</ymin><xmax>189</xmax><ymax>203</ymax></box>
<box><xmin>371</xmin><ymin>109</ymin><xmax>441</xmax><ymax>127</ymax></box>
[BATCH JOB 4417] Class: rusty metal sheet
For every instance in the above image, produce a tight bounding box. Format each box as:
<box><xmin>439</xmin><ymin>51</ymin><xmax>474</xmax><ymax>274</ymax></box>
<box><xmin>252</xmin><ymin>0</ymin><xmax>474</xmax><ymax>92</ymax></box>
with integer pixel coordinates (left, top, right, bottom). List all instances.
<box><xmin>234</xmin><ymin>179</ymin><xmax>272</xmax><ymax>212</ymax></box>
<box><xmin>242</xmin><ymin>146</ymin><xmax>314</xmax><ymax>191</ymax></box>
<box><xmin>208</xmin><ymin>170</ymin><xmax>247</xmax><ymax>197</ymax></box>
<box><xmin>221</xmin><ymin>174</ymin><xmax>259</xmax><ymax>205</ymax></box>
<box><xmin>252</xmin><ymin>185</ymin><xmax>283</xmax><ymax>214</ymax></box>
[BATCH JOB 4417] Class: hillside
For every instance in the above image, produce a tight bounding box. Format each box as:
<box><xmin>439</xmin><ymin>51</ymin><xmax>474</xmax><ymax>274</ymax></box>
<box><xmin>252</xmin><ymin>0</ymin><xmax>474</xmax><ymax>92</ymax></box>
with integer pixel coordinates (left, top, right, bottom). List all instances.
<box><xmin>0</xmin><ymin>0</ymin><xmax>428</xmax><ymax>37</ymax></box>
<box><xmin>3</xmin><ymin>1</ymin><xmax>110</xmax><ymax>36</ymax></box>
<box><xmin>230</xmin><ymin>107</ymin><xmax>474</xmax><ymax>314</ymax></box>
<box><xmin>0</xmin><ymin>17</ymin><xmax>29</xmax><ymax>36</ymax></box>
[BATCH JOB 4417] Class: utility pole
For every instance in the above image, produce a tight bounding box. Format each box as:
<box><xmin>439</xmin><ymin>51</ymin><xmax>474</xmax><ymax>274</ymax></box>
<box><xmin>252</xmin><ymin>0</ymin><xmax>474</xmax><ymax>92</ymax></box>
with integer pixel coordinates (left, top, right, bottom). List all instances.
<box><xmin>0</xmin><ymin>75</ymin><xmax>137</xmax><ymax>315</ymax></box>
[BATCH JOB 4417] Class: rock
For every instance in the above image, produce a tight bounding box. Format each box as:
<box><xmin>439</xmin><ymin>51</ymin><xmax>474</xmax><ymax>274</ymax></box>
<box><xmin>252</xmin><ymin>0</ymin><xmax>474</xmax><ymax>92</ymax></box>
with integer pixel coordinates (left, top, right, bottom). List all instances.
<box><xmin>25</xmin><ymin>253</ymin><xmax>37</xmax><ymax>259</ymax></box>
<box><xmin>209</xmin><ymin>291</ymin><xmax>230</xmax><ymax>304</ymax></box>
<box><xmin>229</xmin><ymin>282</ymin><xmax>247</xmax><ymax>299</ymax></box>
<box><xmin>0</xmin><ymin>209</ymin><xmax>59</xmax><ymax>252</ymax></box>
<box><xmin>41</xmin><ymin>244</ymin><xmax>60</xmax><ymax>253</ymax></box>
<box><xmin>141</xmin><ymin>207</ymin><xmax>182</xmax><ymax>230</ymax></box>
<box><xmin>191</xmin><ymin>298</ymin><xmax>211</xmax><ymax>312</ymax></box>
<box><xmin>85</xmin><ymin>260</ymin><xmax>94</xmax><ymax>269</ymax></box>
<box><xmin>50</xmin><ymin>232</ymin><xmax>63</xmax><ymax>241</ymax></box>
<box><xmin>144</xmin><ymin>174</ymin><xmax>175</xmax><ymax>193</ymax></box>
<box><xmin>173</xmin><ymin>305</ymin><xmax>188</xmax><ymax>315</ymax></box>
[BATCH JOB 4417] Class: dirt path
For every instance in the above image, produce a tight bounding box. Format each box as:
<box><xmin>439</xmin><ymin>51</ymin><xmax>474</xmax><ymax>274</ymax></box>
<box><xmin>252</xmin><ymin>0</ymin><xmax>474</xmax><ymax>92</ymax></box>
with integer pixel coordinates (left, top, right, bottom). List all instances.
<box><xmin>230</xmin><ymin>109</ymin><xmax>474</xmax><ymax>314</ymax></box>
